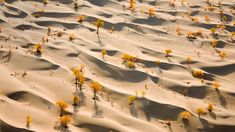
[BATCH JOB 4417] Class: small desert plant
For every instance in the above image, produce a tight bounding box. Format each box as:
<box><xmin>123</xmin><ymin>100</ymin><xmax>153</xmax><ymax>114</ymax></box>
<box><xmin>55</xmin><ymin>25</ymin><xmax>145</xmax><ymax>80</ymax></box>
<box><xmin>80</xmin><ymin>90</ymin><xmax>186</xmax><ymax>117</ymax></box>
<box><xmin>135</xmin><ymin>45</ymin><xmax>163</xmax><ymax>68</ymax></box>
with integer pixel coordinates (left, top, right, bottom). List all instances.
<box><xmin>156</xmin><ymin>60</ymin><xmax>161</xmax><ymax>65</ymax></box>
<box><xmin>165</xmin><ymin>49</ymin><xmax>172</xmax><ymax>57</ymax></box>
<box><xmin>59</xmin><ymin>115</ymin><xmax>71</xmax><ymax>128</ymax></box>
<box><xmin>204</xmin><ymin>15</ymin><xmax>210</xmax><ymax>22</ymax></box>
<box><xmin>33</xmin><ymin>43</ymin><xmax>43</xmax><ymax>55</ymax></box>
<box><xmin>181</xmin><ymin>111</ymin><xmax>191</xmax><ymax>120</ymax></box>
<box><xmin>186</xmin><ymin>56</ymin><xmax>192</xmax><ymax>63</ymax></box>
<box><xmin>196</xmin><ymin>108</ymin><xmax>207</xmax><ymax>117</ymax></box>
<box><xmin>187</xmin><ymin>31</ymin><xmax>193</xmax><ymax>38</ymax></box>
<box><xmin>207</xmin><ymin>104</ymin><xmax>213</xmax><ymax>112</ymax></box>
<box><xmin>181</xmin><ymin>0</ymin><xmax>185</xmax><ymax>5</ymax></box>
<box><xmin>26</xmin><ymin>115</ymin><xmax>32</xmax><ymax>128</ymax></box>
<box><xmin>219</xmin><ymin>51</ymin><xmax>226</xmax><ymax>59</ymax></box>
<box><xmin>176</xmin><ymin>26</ymin><xmax>182</xmax><ymax>35</ymax></box>
<box><xmin>212</xmin><ymin>81</ymin><xmax>220</xmax><ymax>90</ymax></box>
<box><xmin>140</xmin><ymin>90</ymin><xmax>146</xmax><ymax>97</ymax></box>
<box><xmin>128</xmin><ymin>95</ymin><xmax>137</xmax><ymax>105</ymax></box>
<box><xmin>222</xmin><ymin>16</ymin><xmax>228</xmax><ymax>22</ymax></box>
<box><xmin>91</xmin><ymin>81</ymin><xmax>102</xmax><ymax>101</ymax></box>
<box><xmin>69</xmin><ymin>34</ymin><xmax>75</xmax><ymax>41</ymax></box>
<box><xmin>191</xmin><ymin>17</ymin><xmax>198</xmax><ymax>22</ymax></box>
<box><xmin>42</xmin><ymin>0</ymin><xmax>48</xmax><ymax>5</ymax></box>
<box><xmin>72</xmin><ymin>68</ymin><xmax>81</xmax><ymax>84</ymax></box>
<box><xmin>192</xmin><ymin>69</ymin><xmax>204</xmax><ymax>79</ymax></box>
<box><xmin>72</xmin><ymin>95</ymin><xmax>80</xmax><ymax>107</ymax></box>
<box><xmin>77</xmin><ymin>15</ymin><xmax>85</xmax><ymax>23</ymax></box>
<box><xmin>94</xmin><ymin>19</ymin><xmax>104</xmax><ymax>34</ymax></box>
<box><xmin>33</xmin><ymin>13</ymin><xmax>41</xmax><ymax>18</ymax></box>
<box><xmin>148</xmin><ymin>8</ymin><xmax>155</xmax><ymax>17</ymax></box>
<box><xmin>56</xmin><ymin>101</ymin><xmax>68</xmax><ymax>116</ymax></box>
<box><xmin>122</xmin><ymin>54</ymin><xmax>138</xmax><ymax>68</ymax></box>
<box><xmin>210</xmin><ymin>28</ymin><xmax>216</xmax><ymax>35</ymax></box>
<box><xmin>211</xmin><ymin>40</ymin><xmax>218</xmax><ymax>48</ymax></box>
<box><xmin>101</xmin><ymin>49</ymin><xmax>107</xmax><ymax>59</ymax></box>
<box><xmin>130</xmin><ymin>0</ymin><xmax>135</xmax><ymax>10</ymax></box>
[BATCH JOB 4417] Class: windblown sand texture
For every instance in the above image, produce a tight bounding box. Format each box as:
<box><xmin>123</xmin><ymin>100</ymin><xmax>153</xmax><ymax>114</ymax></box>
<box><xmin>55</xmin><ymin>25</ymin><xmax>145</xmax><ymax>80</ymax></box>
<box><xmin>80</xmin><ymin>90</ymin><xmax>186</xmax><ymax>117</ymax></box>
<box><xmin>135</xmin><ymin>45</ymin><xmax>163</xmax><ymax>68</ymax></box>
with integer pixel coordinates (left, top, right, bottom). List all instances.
<box><xmin>0</xmin><ymin>0</ymin><xmax>235</xmax><ymax>132</ymax></box>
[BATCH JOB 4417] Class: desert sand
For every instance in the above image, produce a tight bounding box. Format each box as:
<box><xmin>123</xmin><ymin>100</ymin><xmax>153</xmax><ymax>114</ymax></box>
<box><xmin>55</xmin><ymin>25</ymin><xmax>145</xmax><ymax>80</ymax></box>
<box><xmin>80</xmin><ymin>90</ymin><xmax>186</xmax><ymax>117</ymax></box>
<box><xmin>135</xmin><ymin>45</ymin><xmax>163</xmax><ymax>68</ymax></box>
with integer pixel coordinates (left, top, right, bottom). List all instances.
<box><xmin>0</xmin><ymin>0</ymin><xmax>235</xmax><ymax>132</ymax></box>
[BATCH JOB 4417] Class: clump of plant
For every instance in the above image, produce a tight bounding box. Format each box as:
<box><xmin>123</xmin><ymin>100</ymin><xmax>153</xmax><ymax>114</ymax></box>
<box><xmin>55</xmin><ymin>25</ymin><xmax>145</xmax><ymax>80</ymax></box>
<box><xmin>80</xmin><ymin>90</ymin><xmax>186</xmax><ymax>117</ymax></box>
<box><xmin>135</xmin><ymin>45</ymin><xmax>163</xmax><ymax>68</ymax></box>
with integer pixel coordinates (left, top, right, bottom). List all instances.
<box><xmin>148</xmin><ymin>7</ymin><xmax>155</xmax><ymax>17</ymax></box>
<box><xmin>101</xmin><ymin>49</ymin><xmax>107</xmax><ymax>59</ymax></box>
<box><xmin>72</xmin><ymin>68</ymin><xmax>85</xmax><ymax>90</ymax></box>
<box><xmin>207</xmin><ymin>104</ymin><xmax>213</xmax><ymax>112</ymax></box>
<box><xmin>130</xmin><ymin>0</ymin><xmax>135</xmax><ymax>11</ymax></box>
<box><xmin>211</xmin><ymin>40</ymin><xmax>218</xmax><ymax>48</ymax></box>
<box><xmin>196</xmin><ymin>108</ymin><xmax>207</xmax><ymax>117</ymax></box>
<box><xmin>192</xmin><ymin>69</ymin><xmax>204</xmax><ymax>79</ymax></box>
<box><xmin>26</xmin><ymin>115</ymin><xmax>32</xmax><ymax>128</ymax></box>
<box><xmin>56</xmin><ymin>101</ymin><xmax>68</xmax><ymax>116</ymax></box>
<box><xmin>210</xmin><ymin>28</ymin><xmax>216</xmax><ymax>35</ymax></box>
<box><xmin>72</xmin><ymin>95</ymin><xmax>80</xmax><ymax>107</ymax></box>
<box><xmin>94</xmin><ymin>19</ymin><xmax>104</xmax><ymax>35</ymax></box>
<box><xmin>181</xmin><ymin>111</ymin><xmax>191</xmax><ymax>121</ymax></box>
<box><xmin>91</xmin><ymin>81</ymin><xmax>102</xmax><ymax>101</ymax></box>
<box><xmin>77</xmin><ymin>15</ymin><xmax>85</xmax><ymax>23</ymax></box>
<box><xmin>69</xmin><ymin>34</ymin><xmax>75</xmax><ymax>41</ymax></box>
<box><xmin>47</xmin><ymin>26</ymin><xmax>51</xmax><ymax>36</ymax></box>
<box><xmin>176</xmin><ymin>26</ymin><xmax>182</xmax><ymax>35</ymax></box>
<box><xmin>59</xmin><ymin>115</ymin><xmax>71</xmax><ymax>128</ymax></box>
<box><xmin>212</xmin><ymin>81</ymin><xmax>220</xmax><ymax>90</ymax></box>
<box><xmin>219</xmin><ymin>51</ymin><xmax>226</xmax><ymax>59</ymax></box>
<box><xmin>122</xmin><ymin>54</ymin><xmax>138</xmax><ymax>68</ymax></box>
<box><xmin>128</xmin><ymin>95</ymin><xmax>137</xmax><ymax>105</ymax></box>
<box><xmin>165</xmin><ymin>49</ymin><xmax>172</xmax><ymax>57</ymax></box>
<box><xmin>186</xmin><ymin>56</ymin><xmax>192</xmax><ymax>64</ymax></box>
<box><xmin>205</xmin><ymin>15</ymin><xmax>210</xmax><ymax>22</ymax></box>
<box><xmin>42</xmin><ymin>0</ymin><xmax>48</xmax><ymax>5</ymax></box>
<box><xmin>33</xmin><ymin>43</ymin><xmax>43</xmax><ymax>55</ymax></box>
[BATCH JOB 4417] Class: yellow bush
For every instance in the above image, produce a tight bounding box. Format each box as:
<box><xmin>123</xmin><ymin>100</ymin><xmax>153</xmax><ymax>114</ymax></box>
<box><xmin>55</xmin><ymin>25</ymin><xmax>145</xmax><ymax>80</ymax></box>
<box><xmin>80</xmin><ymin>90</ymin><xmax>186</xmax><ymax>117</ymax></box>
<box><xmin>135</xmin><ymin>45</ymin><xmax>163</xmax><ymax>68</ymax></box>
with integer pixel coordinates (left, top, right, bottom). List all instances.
<box><xmin>196</xmin><ymin>108</ymin><xmax>207</xmax><ymax>117</ymax></box>
<box><xmin>207</xmin><ymin>104</ymin><xmax>213</xmax><ymax>112</ymax></box>
<box><xmin>148</xmin><ymin>8</ymin><xmax>155</xmax><ymax>17</ymax></box>
<box><xmin>77</xmin><ymin>15</ymin><xmax>85</xmax><ymax>23</ymax></box>
<box><xmin>126</xmin><ymin>61</ymin><xmax>135</xmax><ymax>68</ymax></box>
<box><xmin>128</xmin><ymin>95</ymin><xmax>137</xmax><ymax>105</ymax></box>
<box><xmin>181</xmin><ymin>111</ymin><xmax>191</xmax><ymax>120</ymax></box>
<box><xmin>101</xmin><ymin>49</ymin><xmax>107</xmax><ymax>59</ymax></box>
<box><xmin>212</xmin><ymin>81</ymin><xmax>220</xmax><ymax>90</ymax></box>
<box><xmin>219</xmin><ymin>51</ymin><xmax>226</xmax><ymax>59</ymax></box>
<box><xmin>72</xmin><ymin>95</ymin><xmax>80</xmax><ymax>106</ymax></box>
<box><xmin>192</xmin><ymin>69</ymin><xmax>204</xmax><ymax>79</ymax></box>
<box><xmin>56</xmin><ymin>101</ymin><xmax>68</xmax><ymax>116</ymax></box>
<box><xmin>26</xmin><ymin>115</ymin><xmax>32</xmax><ymax>128</ymax></box>
<box><xmin>59</xmin><ymin>115</ymin><xmax>71</xmax><ymax>128</ymax></box>
<box><xmin>211</xmin><ymin>40</ymin><xmax>218</xmax><ymax>47</ymax></box>
<box><xmin>34</xmin><ymin>43</ymin><xmax>43</xmax><ymax>54</ymax></box>
<box><xmin>165</xmin><ymin>49</ymin><xmax>172</xmax><ymax>57</ymax></box>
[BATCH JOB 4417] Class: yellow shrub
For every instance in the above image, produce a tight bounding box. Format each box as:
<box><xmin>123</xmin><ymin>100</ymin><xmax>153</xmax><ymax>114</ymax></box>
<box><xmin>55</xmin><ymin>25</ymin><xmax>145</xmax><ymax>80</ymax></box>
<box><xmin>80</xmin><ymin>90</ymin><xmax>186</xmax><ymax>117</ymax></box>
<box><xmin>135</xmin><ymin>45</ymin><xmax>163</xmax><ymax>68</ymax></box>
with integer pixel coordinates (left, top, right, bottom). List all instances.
<box><xmin>192</xmin><ymin>69</ymin><xmax>204</xmax><ymax>78</ymax></box>
<box><xmin>207</xmin><ymin>104</ymin><xmax>213</xmax><ymax>112</ymax></box>
<box><xmin>128</xmin><ymin>95</ymin><xmax>137</xmax><ymax>105</ymax></box>
<box><xmin>181</xmin><ymin>111</ymin><xmax>191</xmax><ymax>120</ymax></box>
<box><xmin>196</xmin><ymin>108</ymin><xmax>207</xmax><ymax>116</ymax></box>
<box><xmin>26</xmin><ymin>115</ymin><xmax>32</xmax><ymax>128</ymax></box>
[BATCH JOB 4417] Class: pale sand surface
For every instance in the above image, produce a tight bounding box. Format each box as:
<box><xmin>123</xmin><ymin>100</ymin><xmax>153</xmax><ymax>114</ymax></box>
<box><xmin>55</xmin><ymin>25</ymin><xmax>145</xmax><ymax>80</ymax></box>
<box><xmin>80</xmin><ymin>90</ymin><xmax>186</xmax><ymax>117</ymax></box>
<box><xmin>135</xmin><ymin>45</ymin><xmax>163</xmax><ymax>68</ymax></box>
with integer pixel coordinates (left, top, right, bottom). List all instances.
<box><xmin>0</xmin><ymin>0</ymin><xmax>235</xmax><ymax>132</ymax></box>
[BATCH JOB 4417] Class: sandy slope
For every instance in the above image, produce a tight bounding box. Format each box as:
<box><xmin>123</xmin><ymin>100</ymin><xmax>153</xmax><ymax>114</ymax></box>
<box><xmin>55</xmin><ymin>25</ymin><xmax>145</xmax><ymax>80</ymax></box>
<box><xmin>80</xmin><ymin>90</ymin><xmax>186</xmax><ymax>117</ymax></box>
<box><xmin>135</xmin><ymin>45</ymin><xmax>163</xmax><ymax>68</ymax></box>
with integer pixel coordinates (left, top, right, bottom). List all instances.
<box><xmin>0</xmin><ymin>0</ymin><xmax>235</xmax><ymax>131</ymax></box>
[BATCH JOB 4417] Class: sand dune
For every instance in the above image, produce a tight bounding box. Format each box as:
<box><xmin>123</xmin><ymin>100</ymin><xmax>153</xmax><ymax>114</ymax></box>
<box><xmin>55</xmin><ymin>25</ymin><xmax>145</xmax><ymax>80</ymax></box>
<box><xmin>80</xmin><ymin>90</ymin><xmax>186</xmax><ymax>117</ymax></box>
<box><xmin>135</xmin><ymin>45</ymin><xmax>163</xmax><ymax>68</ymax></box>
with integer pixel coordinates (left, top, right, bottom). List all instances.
<box><xmin>0</xmin><ymin>0</ymin><xmax>235</xmax><ymax>131</ymax></box>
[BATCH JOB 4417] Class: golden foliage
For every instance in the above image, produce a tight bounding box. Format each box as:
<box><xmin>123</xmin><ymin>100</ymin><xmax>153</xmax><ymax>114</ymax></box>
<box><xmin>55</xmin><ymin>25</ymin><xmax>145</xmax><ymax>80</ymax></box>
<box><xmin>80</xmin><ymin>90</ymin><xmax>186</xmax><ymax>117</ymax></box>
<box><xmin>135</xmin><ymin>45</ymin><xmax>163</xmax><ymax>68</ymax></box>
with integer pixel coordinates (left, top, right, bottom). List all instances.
<box><xmin>26</xmin><ymin>115</ymin><xmax>32</xmax><ymax>128</ymax></box>
<box><xmin>212</xmin><ymin>81</ymin><xmax>220</xmax><ymax>90</ymax></box>
<box><xmin>77</xmin><ymin>15</ymin><xmax>85</xmax><ymax>23</ymax></box>
<box><xmin>186</xmin><ymin>56</ymin><xmax>192</xmax><ymax>63</ymax></box>
<box><xmin>126</xmin><ymin>61</ymin><xmax>135</xmax><ymax>68</ymax></box>
<box><xmin>128</xmin><ymin>95</ymin><xmax>137</xmax><ymax>105</ymax></box>
<box><xmin>165</xmin><ymin>49</ymin><xmax>172</xmax><ymax>57</ymax></box>
<box><xmin>101</xmin><ymin>49</ymin><xmax>107</xmax><ymax>59</ymax></box>
<box><xmin>196</xmin><ymin>108</ymin><xmax>207</xmax><ymax>116</ymax></box>
<box><xmin>72</xmin><ymin>95</ymin><xmax>80</xmax><ymax>106</ymax></box>
<box><xmin>91</xmin><ymin>81</ymin><xmax>102</xmax><ymax>92</ymax></box>
<box><xmin>210</xmin><ymin>28</ymin><xmax>216</xmax><ymax>34</ymax></box>
<box><xmin>148</xmin><ymin>8</ymin><xmax>155</xmax><ymax>17</ymax></box>
<box><xmin>59</xmin><ymin>115</ymin><xmax>71</xmax><ymax>127</ymax></box>
<box><xmin>34</xmin><ymin>43</ymin><xmax>43</xmax><ymax>54</ymax></box>
<box><xmin>56</xmin><ymin>101</ymin><xmax>68</xmax><ymax>110</ymax></box>
<box><xmin>219</xmin><ymin>51</ymin><xmax>226</xmax><ymax>59</ymax></box>
<box><xmin>207</xmin><ymin>104</ymin><xmax>213</xmax><ymax>112</ymax></box>
<box><xmin>211</xmin><ymin>40</ymin><xmax>218</xmax><ymax>48</ymax></box>
<box><xmin>176</xmin><ymin>27</ymin><xmax>181</xmax><ymax>35</ymax></box>
<box><xmin>204</xmin><ymin>15</ymin><xmax>210</xmax><ymax>22</ymax></box>
<box><xmin>192</xmin><ymin>69</ymin><xmax>204</xmax><ymax>79</ymax></box>
<box><xmin>181</xmin><ymin>111</ymin><xmax>191</xmax><ymax>120</ymax></box>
